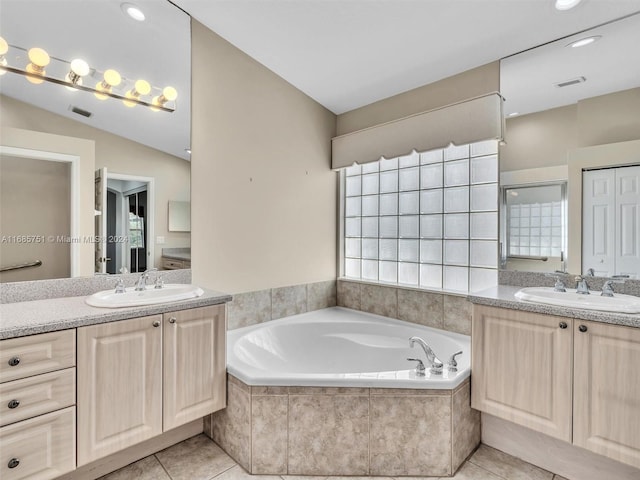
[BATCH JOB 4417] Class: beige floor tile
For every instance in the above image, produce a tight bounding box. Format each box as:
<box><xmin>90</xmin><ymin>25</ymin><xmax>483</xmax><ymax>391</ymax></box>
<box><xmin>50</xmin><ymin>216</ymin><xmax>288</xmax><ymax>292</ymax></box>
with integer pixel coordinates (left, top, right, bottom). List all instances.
<box><xmin>98</xmin><ymin>455</ymin><xmax>170</xmax><ymax>480</ymax></box>
<box><xmin>155</xmin><ymin>434</ymin><xmax>236</xmax><ymax>480</ymax></box>
<box><xmin>552</xmin><ymin>476</ymin><xmax>570</xmax><ymax>480</ymax></box>
<box><xmin>214</xmin><ymin>464</ymin><xmax>281</xmax><ymax>480</ymax></box>
<box><xmin>439</xmin><ymin>461</ymin><xmax>505</xmax><ymax>479</ymax></box>
<box><xmin>468</xmin><ymin>445</ymin><xmax>553</xmax><ymax>480</ymax></box>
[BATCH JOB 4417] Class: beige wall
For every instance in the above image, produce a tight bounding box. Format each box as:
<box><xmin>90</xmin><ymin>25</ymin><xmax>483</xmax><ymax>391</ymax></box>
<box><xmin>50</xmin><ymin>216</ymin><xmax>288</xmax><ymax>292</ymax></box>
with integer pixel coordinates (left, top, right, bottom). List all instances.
<box><xmin>191</xmin><ymin>20</ymin><xmax>337</xmax><ymax>294</ymax></box>
<box><xmin>1</xmin><ymin>155</ymin><xmax>70</xmax><ymax>282</ymax></box>
<box><xmin>336</xmin><ymin>62</ymin><xmax>500</xmax><ymax>135</ymax></box>
<box><xmin>0</xmin><ymin>95</ymin><xmax>191</xmax><ymax>270</ymax></box>
<box><xmin>500</xmin><ymin>87</ymin><xmax>640</xmax><ymax>172</ymax></box>
<box><xmin>0</xmin><ymin>127</ymin><xmax>95</xmax><ymax>277</ymax></box>
<box><xmin>500</xmin><ymin>104</ymin><xmax>578</xmax><ymax>172</ymax></box>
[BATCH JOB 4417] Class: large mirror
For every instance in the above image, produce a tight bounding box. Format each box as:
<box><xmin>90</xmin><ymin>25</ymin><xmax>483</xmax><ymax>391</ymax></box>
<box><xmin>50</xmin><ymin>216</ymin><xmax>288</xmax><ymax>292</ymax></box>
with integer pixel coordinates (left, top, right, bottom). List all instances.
<box><xmin>0</xmin><ymin>0</ymin><xmax>191</xmax><ymax>282</ymax></box>
<box><xmin>499</xmin><ymin>12</ymin><xmax>640</xmax><ymax>276</ymax></box>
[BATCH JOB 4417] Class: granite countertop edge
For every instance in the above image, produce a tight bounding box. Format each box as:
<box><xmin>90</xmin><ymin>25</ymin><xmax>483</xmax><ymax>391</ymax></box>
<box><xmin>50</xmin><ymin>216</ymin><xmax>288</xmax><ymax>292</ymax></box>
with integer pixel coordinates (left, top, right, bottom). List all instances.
<box><xmin>162</xmin><ymin>253</ymin><xmax>191</xmax><ymax>261</ymax></box>
<box><xmin>468</xmin><ymin>286</ymin><xmax>640</xmax><ymax>329</ymax></box>
<box><xmin>0</xmin><ymin>289</ymin><xmax>232</xmax><ymax>340</ymax></box>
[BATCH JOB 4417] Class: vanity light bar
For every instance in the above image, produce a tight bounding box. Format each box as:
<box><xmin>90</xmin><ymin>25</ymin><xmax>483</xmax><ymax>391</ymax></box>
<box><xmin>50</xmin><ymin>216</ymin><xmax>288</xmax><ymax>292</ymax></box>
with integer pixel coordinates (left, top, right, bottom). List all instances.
<box><xmin>0</xmin><ymin>38</ymin><xmax>177</xmax><ymax>113</ymax></box>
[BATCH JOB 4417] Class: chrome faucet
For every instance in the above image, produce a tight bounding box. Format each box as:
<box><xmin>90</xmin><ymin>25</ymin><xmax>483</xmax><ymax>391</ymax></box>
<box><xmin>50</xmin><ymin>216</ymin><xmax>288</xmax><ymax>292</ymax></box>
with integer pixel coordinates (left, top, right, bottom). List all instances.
<box><xmin>601</xmin><ymin>280</ymin><xmax>615</xmax><ymax>297</ymax></box>
<box><xmin>545</xmin><ymin>273</ymin><xmax>566</xmax><ymax>292</ymax></box>
<box><xmin>114</xmin><ymin>278</ymin><xmax>126</xmax><ymax>294</ymax></box>
<box><xmin>135</xmin><ymin>268</ymin><xmax>157</xmax><ymax>291</ymax></box>
<box><xmin>409</xmin><ymin>336</ymin><xmax>443</xmax><ymax>374</ymax></box>
<box><xmin>575</xmin><ymin>275</ymin><xmax>590</xmax><ymax>295</ymax></box>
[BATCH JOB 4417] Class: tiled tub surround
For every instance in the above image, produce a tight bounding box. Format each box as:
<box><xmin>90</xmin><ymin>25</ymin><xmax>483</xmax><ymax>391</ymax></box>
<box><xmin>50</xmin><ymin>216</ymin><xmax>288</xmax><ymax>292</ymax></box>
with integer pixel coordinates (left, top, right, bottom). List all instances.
<box><xmin>207</xmin><ymin>374</ymin><xmax>479</xmax><ymax>477</ymax></box>
<box><xmin>208</xmin><ymin>307</ymin><xmax>478</xmax><ymax>476</ymax></box>
<box><xmin>0</xmin><ymin>268</ymin><xmax>192</xmax><ymax>304</ymax></box>
<box><xmin>226</xmin><ymin>280</ymin><xmax>336</xmax><ymax>330</ymax></box>
<box><xmin>338</xmin><ymin>278</ymin><xmax>473</xmax><ymax>335</ymax></box>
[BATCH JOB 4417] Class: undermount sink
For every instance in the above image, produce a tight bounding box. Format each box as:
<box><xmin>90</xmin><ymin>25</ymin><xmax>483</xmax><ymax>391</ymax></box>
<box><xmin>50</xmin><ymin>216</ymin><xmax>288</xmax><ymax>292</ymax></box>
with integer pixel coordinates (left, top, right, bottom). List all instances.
<box><xmin>514</xmin><ymin>287</ymin><xmax>640</xmax><ymax>314</ymax></box>
<box><xmin>86</xmin><ymin>284</ymin><xmax>204</xmax><ymax>308</ymax></box>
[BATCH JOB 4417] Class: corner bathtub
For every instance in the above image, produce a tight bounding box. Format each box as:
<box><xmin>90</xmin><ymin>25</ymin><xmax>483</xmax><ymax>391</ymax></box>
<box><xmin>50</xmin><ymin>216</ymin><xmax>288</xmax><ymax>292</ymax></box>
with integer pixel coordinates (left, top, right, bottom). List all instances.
<box><xmin>227</xmin><ymin>306</ymin><xmax>470</xmax><ymax>389</ymax></box>
<box><xmin>215</xmin><ymin>307</ymin><xmax>479</xmax><ymax>477</ymax></box>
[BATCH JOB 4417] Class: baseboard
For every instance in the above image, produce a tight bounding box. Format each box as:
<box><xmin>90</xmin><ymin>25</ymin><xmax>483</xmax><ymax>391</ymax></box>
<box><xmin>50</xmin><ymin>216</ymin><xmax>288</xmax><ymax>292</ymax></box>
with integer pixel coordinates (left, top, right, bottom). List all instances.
<box><xmin>56</xmin><ymin>418</ymin><xmax>203</xmax><ymax>480</ymax></box>
<box><xmin>481</xmin><ymin>413</ymin><xmax>640</xmax><ymax>480</ymax></box>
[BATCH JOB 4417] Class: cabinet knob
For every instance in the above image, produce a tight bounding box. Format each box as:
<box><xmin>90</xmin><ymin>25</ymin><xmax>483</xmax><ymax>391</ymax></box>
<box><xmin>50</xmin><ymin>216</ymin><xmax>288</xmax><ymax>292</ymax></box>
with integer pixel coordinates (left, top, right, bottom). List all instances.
<box><xmin>8</xmin><ymin>458</ymin><xmax>20</xmax><ymax>469</ymax></box>
<box><xmin>559</xmin><ymin>322</ymin><xmax>568</xmax><ymax>329</ymax></box>
<box><xmin>579</xmin><ymin>324</ymin><xmax>588</xmax><ymax>333</ymax></box>
<box><xmin>8</xmin><ymin>357</ymin><xmax>20</xmax><ymax>367</ymax></box>
<box><xmin>7</xmin><ymin>399</ymin><xmax>20</xmax><ymax>409</ymax></box>
<box><xmin>152</xmin><ymin>320</ymin><xmax>161</xmax><ymax>328</ymax></box>
<box><xmin>169</xmin><ymin>317</ymin><xmax>177</xmax><ymax>324</ymax></box>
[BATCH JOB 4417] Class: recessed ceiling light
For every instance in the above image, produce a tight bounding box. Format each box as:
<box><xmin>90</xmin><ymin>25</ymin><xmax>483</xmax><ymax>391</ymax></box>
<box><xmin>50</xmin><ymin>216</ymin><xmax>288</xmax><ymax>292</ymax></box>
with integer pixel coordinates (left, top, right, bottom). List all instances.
<box><xmin>567</xmin><ymin>35</ymin><xmax>602</xmax><ymax>48</ymax></box>
<box><xmin>555</xmin><ymin>0</ymin><xmax>582</xmax><ymax>11</ymax></box>
<box><xmin>507</xmin><ymin>112</ymin><xmax>520</xmax><ymax>117</ymax></box>
<box><xmin>185</xmin><ymin>148</ymin><xmax>192</xmax><ymax>154</ymax></box>
<box><xmin>121</xmin><ymin>3</ymin><xmax>145</xmax><ymax>22</ymax></box>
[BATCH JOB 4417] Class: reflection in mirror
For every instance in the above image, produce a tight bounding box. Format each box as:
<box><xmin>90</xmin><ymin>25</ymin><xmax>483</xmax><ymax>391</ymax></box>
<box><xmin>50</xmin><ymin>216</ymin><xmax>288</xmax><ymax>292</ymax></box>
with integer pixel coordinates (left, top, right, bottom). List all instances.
<box><xmin>499</xmin><ymin>12</ymin><xmax>640</xmax><ymax>275</ymax></box>
<box><xmin>168</xmin><ymin>201</ymin><xmax>191</xmax><ymax>232</ymax></box>
<box><xmin>0</xmin><ymin>0</ymin><xmax>191</xmax><ymax>282</ymax></box>
<box><xmin>501</xmin><ymin>183</ymin><xmax>567</xmax><ymax>273</ymax></box>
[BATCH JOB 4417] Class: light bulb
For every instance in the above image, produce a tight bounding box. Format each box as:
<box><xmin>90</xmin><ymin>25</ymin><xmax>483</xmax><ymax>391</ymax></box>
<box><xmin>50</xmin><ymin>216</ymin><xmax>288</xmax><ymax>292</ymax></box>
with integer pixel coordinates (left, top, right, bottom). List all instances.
<box><xmin>25</xmin><ymin>47</ymin><xmax>50</xmax><ymax>84</ymax></box>
<box><xmin>121</xmin><ymin>3</ymin><xmax>145</xmax><ymax>21</ymax></box>
<box><xmin>150</xmin><ymin>86</ymin><xmax>178</xmax><ymax>111</ymax></box>
<box><xmin>94</xmin><ymin>69</ymin><xmax>121</xmax><ymax>100</ymax></box>
<box><xmin>0</xmin><ymin>37</ymin><xmax>7</xmax><ymax>75</ymax></box>
<box><xmin>122</xmin><ymin>79</ymin><xmax>150</xmax><ymax>107</ymax></box>
<box><xmin>134</xmin><ymin>79</ymin><xmax>151</xmax><ymax>95</ymax></box>
<box><xmin>65</xmin><ymin>58</ymin><xmax>90</xmax><ymax>90</ymax></box>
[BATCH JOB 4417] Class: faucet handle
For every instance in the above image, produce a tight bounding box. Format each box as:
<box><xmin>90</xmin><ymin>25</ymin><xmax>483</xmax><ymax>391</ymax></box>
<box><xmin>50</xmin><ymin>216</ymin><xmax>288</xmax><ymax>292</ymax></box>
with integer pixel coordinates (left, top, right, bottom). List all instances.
<box><xmin>447</xmin><ymin>351</ymin><xmax>463</xmax><ymax>372</ymax></box>
<box><xmin>155</xmin><ymin>274</ymin><xmax>164</xmax><ymax>289</ymax></box>
<box><xmin>407</xmin><ymin>358</ymin><xmax>425</xmax><ymax>376</ymax></box>
<box><xmin>114</xmin><ymin>278</ymin><xmax>126</xmax><ymax>294</ymax></box>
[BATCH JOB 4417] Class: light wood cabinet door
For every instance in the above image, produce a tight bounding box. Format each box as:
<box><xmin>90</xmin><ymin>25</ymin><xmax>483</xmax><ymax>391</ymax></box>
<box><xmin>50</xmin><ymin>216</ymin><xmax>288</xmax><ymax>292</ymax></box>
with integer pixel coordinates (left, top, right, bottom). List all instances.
<box><xmin>77</xmin><ymin>315</ymin><xmax>163</xmax><ymax>465</ymax></box>
<box><xmin>163</xmin><ymin>305</ymin><xmax>226</xmax><ymax>430</ymax></box>
<box><xmin>573</xmin><ymin>320</ymin><xmax>640</xmax><ymax>469</ymax></box>
<box><xmin>471</xmin><ymin>305</ymin><xmax>573</xmax><ymax>441</ymax></box>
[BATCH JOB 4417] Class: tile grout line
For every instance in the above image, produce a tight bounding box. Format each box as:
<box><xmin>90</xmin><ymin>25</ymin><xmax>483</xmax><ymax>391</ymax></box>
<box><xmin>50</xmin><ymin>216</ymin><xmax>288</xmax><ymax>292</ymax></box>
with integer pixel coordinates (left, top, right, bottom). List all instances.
<box><xmin>153</xmin><ymin>453</ymin><xmax>173</xmax><ymax>480</ymax></box>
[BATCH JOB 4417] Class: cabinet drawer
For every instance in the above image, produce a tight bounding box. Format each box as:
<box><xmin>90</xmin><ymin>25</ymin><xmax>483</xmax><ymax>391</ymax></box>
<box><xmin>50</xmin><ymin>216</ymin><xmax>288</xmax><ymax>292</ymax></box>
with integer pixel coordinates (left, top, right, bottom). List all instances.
<box><xmin>162</xmin><ymin>258</ymin><xmax>184</xmax><ymax>270</ymax></box>
<box><xmin>0</xmin><ymin>330</ymin><xmax>75</xmax><ymax>383</ymax></box>
<box><xmin>0</xmin><ymin>368</ymin><xmax>75</xmax><ymax>427</ymax></box>
<box><xmin>0</xmin><ymin>406</ymin><xmax>75</xmax><ymax>480</ymax></box>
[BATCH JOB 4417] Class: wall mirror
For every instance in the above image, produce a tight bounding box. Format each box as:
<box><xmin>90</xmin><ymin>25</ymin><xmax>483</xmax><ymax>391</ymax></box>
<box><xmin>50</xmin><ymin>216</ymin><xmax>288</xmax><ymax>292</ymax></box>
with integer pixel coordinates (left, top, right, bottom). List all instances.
<box><xmin>0</xmin><ymin>0</ymin><xmax>191</xmax><ymax>282</ymax></box>
<box><xmin>499</xmin><ymin>12</ymin><xmax>640</xmax><ymax>276</ymax></box>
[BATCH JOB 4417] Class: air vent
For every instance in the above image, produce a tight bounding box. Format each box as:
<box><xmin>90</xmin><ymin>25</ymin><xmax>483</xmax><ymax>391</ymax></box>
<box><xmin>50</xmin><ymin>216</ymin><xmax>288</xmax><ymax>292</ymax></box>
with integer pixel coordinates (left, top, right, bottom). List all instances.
<box><xmin>554</xmin><ymin>76</ymin><xmax>586</xmax><ymax>88</ymax></box>
<box><xmin>70</xmin><ymin>106</ymin><xmax>92</xmax><ymax>118</ymax></box>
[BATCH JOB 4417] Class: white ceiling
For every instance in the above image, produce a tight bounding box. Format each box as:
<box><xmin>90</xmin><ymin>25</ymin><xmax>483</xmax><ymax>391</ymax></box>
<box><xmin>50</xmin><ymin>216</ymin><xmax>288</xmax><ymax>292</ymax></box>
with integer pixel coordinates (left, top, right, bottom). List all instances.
<box><xmin>0</xmin><ymin>0</ymin><xmax>191</xmax><ymax>160</ymax></box>
<box><xmin>2</xmin><ymin>0</ymin><xmax>639</xmax><ymax>157</ymax></box>
<box><xmin>175</xmin><ymin>0</ymin><xmax>640</xmax><ymax>114</ymax></box>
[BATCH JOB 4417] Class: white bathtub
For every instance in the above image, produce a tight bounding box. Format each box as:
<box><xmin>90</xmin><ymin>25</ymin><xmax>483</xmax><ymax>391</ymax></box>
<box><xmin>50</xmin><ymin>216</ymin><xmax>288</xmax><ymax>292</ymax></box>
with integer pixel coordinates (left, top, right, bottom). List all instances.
<box><xmin>227</xmin><ymin>306</ymin><xmax>470</xmax><ymax>389</ymax></box>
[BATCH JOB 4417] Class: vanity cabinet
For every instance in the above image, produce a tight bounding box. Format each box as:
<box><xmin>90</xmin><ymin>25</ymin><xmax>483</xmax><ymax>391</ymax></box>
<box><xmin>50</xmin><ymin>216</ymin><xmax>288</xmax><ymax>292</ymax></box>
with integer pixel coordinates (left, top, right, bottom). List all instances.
<box><xmin>161</xmin><ymin>257</ymin><xmax>191</xmax><ymax>270</ymax></box>
<box><xmin>573</xmin><ymin>320</ymin><xmax>640</xmax><ymax>468</ymax></box>
<box><xmin>77</xmin><ymin>304</ymin><xmax>226</xmax><ymax>465</ymax></box>
<box><xmin>0</xmin><ymin>330</ymin><xmax>76</xmax><ymax>480</ymax></box>
<box><xmin>471</xmin><ymin>305</ymin><xmax>573</xmax><ymax>441</ymax></box>
<box><xmin>472</xmin><ymin>305</ymin><xmax>640</xmax><ymax>469</ymax></box>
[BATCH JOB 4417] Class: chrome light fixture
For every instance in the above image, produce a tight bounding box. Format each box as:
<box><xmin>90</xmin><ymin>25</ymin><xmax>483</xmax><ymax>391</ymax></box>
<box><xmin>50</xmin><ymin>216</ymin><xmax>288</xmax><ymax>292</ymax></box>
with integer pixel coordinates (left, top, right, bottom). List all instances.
<box><xmin>0</xmin><ymin>36</ymin><xmax>177</xmax><ymax>112</ymax></box>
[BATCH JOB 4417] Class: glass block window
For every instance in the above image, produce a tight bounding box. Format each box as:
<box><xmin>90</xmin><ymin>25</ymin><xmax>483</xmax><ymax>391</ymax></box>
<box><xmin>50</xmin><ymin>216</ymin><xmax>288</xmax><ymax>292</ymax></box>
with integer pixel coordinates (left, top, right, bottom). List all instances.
<box><xmin>503</xmin><ymin>183</ymin><xmax>566</xmax><ymax>260</ymax></box>
<box><xmin>343</xmin><ymin>140</ymin><xmax>499</xmax><ymax>293</ymax></box>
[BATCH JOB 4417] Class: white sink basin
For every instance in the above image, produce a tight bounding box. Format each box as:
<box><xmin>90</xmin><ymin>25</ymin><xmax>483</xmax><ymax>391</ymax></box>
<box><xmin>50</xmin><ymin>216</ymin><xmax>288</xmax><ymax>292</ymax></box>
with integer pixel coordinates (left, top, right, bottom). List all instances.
<box><xmin>515</xmin><ymin>287</ymin><xmax>640</xmax><ymax>314</ymax></box>
<box><xmin>86</xmin><ymin>284</ymin><xmax>204</xmax><ymax>308</ymax></box>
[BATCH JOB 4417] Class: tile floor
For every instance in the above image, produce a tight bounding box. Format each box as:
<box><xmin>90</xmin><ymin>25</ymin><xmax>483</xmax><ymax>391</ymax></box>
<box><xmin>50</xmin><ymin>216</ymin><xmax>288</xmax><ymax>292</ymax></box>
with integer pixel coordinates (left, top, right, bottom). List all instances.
<box><xmin>99</xmin><ymin>434</ymin><xmax>569</xmax><ymax>480</ymax></box>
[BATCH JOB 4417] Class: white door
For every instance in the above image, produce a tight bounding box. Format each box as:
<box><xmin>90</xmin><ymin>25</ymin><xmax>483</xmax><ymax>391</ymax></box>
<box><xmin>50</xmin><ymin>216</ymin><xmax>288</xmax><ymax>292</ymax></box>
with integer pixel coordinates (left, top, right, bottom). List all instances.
<box><xmin>582</xmin><ymin>169</ymin><xmax>615</xmax><ymax>276</ymax></box>
<box><xmin>94</xmin><ymin>167</ymin><xmax>107</xmax><ymax>273</ymax></box>
<box><xmin>615</xmin><ymin>166</ymin><xmax>640</xmax><ymax>277</ymax></box>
